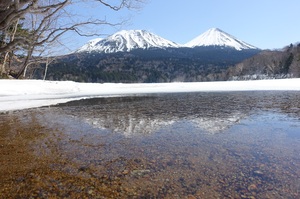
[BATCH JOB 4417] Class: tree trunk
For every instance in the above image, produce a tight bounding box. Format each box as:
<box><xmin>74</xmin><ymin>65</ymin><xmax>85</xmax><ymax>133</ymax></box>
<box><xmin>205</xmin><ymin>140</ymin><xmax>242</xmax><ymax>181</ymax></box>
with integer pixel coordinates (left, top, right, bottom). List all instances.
<box><xmin>0</xmin><ymin>19</ymin><xmax>19</xmax><ymax>77</ymax></box>
<box><xmin>0</xmin><ymin>52</ymin><xmax>9</xmax><ymax>75</ymax></box>
<box><xmin>16</xmin><ymin>47</ymin><xmax>34</xmax><ymax>79</ymax></box>
<box><xmin>43</xmin><ymin>59</ymin><xmax>49</xmax><ymax>80</ymax></box>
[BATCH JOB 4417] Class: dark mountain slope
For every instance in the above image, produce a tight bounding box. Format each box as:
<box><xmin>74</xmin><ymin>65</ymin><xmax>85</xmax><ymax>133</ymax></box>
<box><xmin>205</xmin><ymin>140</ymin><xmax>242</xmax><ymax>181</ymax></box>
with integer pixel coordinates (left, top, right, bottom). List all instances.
<box><xmin>34</xmin><ymin>47</ymin><xmax>260</xmax><ymax>83</ymax></box>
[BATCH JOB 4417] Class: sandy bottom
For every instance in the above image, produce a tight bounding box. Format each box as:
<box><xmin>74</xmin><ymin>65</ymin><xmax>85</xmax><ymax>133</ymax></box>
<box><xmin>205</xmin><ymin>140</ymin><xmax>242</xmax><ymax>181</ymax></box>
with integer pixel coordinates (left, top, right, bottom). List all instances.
<box><xmin>1</xmin><ymin>93</ymin><xmax>300</xmax><ymax>198</ymax></box>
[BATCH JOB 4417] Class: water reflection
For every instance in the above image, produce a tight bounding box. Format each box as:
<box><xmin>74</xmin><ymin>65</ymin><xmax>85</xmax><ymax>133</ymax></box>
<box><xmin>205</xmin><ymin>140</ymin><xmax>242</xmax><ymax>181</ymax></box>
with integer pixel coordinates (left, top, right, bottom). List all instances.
<box><xmin>57</xmin><ymin>92</ymin><xmax>300</xmax><ymax>135</ymax></box>
<box><xmin>1</xmin><ymin>92</ymin><xmax>300</xmax><ymax>198</ymax></box>
<box><xmin>52</xmin><ymin>92</ymin><xmax>300</xmax><ymax>198</ymax></box>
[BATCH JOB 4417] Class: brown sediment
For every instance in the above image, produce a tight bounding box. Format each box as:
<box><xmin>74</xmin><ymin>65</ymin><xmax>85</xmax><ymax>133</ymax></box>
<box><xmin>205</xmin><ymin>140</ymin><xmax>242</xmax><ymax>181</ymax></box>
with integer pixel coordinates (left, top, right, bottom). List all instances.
<box><xmin>0</xmin><ymin>104</ymin><xmax>299</xmax><ymax>198</ymax></box>
<box><xmin>0</xmin><ymin>111</ymin><xmax>50</xmax><ymax>197</ymax></box>
<box><xmin>0</xmin><ymin>112</ymin><xmax>46</xmax><ymax>177</ymax></box>
<box><xmin>0</xmin><ymin>111</ymin><xmax>129</xmax><ymax>198</ymax></box>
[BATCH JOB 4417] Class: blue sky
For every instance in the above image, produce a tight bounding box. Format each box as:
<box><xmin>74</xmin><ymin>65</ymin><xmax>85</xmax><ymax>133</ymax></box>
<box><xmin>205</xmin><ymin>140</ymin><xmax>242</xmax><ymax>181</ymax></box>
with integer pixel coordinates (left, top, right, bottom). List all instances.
<box><xmin>64</xmin><ymin>0</ymin><xmax>300</xmax><ymax>52</ymax></box>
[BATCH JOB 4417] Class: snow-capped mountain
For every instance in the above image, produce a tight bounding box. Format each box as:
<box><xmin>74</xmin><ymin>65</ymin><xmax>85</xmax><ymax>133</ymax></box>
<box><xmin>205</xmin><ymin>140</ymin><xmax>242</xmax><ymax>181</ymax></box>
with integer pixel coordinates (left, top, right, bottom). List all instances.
<box><xmin>76</xmin><ymin>30</ymin><xmax>181</xmax><ymax>53</ymax></box>
<box><xmin>185</xmin><ymin>28</ymin><xmax>258</xmax><ymax>50</ymax></box>
<box><xmin>76</xmin><ymin>28</ymin><xmax>259</xmax><ymax>53</ymax></box>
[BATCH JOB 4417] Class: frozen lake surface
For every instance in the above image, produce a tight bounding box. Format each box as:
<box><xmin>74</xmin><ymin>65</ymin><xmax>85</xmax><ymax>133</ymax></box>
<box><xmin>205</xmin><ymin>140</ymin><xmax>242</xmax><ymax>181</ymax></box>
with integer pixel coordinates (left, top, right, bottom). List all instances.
<box><xmin>1</xmin><ymin>91</ymin><xmax>300</xmax><ymax>198</ymax></box>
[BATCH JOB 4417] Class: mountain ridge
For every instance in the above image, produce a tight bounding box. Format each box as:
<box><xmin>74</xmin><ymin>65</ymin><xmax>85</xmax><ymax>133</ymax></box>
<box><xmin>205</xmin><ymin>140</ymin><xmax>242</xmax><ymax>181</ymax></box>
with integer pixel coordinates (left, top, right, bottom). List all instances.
<box><xmin>76</xmin><ymin>28</ymin><xmax>259</xmax><ymax>53</ymax></box>
<box><xmin>76</xmin><ymin>30</ymin><xmax>180</xmax><ymax>53</ymax></box>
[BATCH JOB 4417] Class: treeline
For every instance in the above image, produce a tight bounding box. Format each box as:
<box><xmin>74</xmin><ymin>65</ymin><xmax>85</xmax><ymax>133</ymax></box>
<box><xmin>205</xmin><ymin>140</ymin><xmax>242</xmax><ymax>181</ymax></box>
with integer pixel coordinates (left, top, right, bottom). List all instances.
<box><xmin>35</xmin><ymin>43</ymin><xmax>300</xmax><ymax>83</ymax></box>
<box><xmin>34</xmin><ymin>47</ymin><xmax>260</xmax><ymax>83</ymax></box>
<box><xmin>225</xmin><ymin>43</ymin><xmax>300</xmax><ymax>80</ymax></box>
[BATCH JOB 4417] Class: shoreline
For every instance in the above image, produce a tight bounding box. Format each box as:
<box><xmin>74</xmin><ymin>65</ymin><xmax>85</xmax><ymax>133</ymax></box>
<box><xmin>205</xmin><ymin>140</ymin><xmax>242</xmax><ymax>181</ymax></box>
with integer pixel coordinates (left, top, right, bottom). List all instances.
<box><xmin>1</xmin><ymin>78</ymin><xmax>300</xmax><ymax>112</ymax></box>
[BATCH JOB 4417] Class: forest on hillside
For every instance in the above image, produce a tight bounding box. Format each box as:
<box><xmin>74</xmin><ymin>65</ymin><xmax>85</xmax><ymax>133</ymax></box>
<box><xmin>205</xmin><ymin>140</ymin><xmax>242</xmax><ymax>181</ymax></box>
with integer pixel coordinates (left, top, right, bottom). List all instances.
<box><xmin>33</xmin><ymin>47</ymin><xmax>261</xmax><ymax>83</ymax></box>
<box><xmin>225</xmin><ymin>43</ymin><xmax>300</xmax><ymax>80</ymax></box>
<box><xmin>32</xmin><ymin>44</ymin><xmax>300</xmax><ymax>83</ymax></box>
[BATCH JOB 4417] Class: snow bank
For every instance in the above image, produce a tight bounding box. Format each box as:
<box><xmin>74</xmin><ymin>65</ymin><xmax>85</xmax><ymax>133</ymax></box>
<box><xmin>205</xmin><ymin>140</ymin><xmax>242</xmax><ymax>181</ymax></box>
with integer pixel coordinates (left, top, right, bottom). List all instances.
<box><xmin>1</xmin><ymin>79</ymin><xmax>300</xmax><ymax>112</ymax></box>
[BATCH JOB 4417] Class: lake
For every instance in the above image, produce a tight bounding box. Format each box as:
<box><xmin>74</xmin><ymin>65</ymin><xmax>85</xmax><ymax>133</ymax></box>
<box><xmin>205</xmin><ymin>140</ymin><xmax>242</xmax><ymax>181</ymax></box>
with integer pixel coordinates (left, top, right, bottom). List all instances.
<box><xmin>0</xmin><ymin>91</ymin><xmax>300</xmax><ymax>198</ymax></box>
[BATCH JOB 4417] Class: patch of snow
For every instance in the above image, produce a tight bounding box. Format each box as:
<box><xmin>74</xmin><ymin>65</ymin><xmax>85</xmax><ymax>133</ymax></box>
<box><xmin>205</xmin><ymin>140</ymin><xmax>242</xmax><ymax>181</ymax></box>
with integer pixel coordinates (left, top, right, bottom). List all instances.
<box><xmin>229</xmin><ymin>74</ymin><xmax>294</xmax><ymax>80</ymax></box>
<box><xmin>1</xmin><ymin>79</ymin><xmax>300</xmax><ymax>112</ymax></box>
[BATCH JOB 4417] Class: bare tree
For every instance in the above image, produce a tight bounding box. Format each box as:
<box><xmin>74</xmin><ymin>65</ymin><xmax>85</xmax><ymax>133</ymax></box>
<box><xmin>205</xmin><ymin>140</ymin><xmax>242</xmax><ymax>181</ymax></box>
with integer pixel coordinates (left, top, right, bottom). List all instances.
<box><xmin>0</xmin><ymin>18</ymin><xmax>19</xmax><ymax>75</ymax></box>
<box><xmin>0</xmin><ymin>0</ymin><xmax>143</xmax><ymax>78</ymax></box>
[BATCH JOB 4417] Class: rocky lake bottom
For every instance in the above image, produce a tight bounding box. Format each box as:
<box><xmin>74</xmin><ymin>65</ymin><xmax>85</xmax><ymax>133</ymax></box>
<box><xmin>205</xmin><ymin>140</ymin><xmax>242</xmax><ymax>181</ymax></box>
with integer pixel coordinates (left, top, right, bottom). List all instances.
<box><xmin>0</xmin><ymin>92</ymin><xmax>300</xmax><ymax>198</ymax></box>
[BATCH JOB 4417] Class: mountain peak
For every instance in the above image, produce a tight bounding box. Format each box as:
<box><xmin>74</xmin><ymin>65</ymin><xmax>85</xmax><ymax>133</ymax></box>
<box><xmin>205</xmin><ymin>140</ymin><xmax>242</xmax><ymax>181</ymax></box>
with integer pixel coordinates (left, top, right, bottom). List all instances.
<box><xmin>77</xmin><ymin>28</ymin><xmax>259</xmax><ymax>53</ymax></box>
<box><xmin>77</xmin><ymin>30</ymin><xmax>181</xmax><ymax>53</ymax></box>
<box><xmin>185</xmin><ymin>28</ymin><xmax>258</xmax><ymax>50</ymax></box>
<box><xmin>208</xmin><ymin>27</ymin><xmax>222</xmax><ymax>32</ymax></box>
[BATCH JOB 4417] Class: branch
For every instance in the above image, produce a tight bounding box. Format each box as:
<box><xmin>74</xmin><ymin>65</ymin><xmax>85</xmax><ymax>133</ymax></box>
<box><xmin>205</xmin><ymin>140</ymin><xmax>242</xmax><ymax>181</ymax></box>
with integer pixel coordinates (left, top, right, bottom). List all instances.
<box><xmin>0</xmin><ymin>0</ymin><xmax>38</xmax><ymax>31</ymax></box>
<box><xmin>95</xmin><ymin>0</ymin><xmax>127</xmax><ymax>11</ymax></box>
<box><xmin>29</xmin><ymin>0</ymin><xmax>69</xmax><ymax>14</ymax></box>
<box><xmin>0</xmin><ymin>0</ymin><xmax>68</xmax><ymax>30</ymax></box>
<box><xmin>33</xmin><ymin>1</ymin><xmax>68</xmax><ymax>35</ymax></box>
<box><xmin>35</xmin><ymin>19</ymin><xmax>122</xmax><ymax>46</ymax></box>
<box><xmin>0</xmin><ymin>37</ymin><xmax>29</xmax><ymax>52</ymax></box>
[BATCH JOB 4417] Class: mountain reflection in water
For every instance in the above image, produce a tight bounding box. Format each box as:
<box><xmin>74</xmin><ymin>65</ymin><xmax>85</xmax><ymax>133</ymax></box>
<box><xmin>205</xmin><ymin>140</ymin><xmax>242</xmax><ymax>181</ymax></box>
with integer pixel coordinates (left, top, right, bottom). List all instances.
<box><xmin>1</xmin><ymin>91</ymin><xmax>300</xmax><ymax>198</ymax></box>
<box><xmin>56</xmin><ymin>92</ymin><xmax>300</xmax><ymax>135</ymax></box>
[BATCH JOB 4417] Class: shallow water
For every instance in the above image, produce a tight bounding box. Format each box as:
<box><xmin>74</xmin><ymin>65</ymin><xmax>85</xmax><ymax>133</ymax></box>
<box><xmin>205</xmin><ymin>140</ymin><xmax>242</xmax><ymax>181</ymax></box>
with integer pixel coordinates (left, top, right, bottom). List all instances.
<box><xmin>1</xmin><ymin>92</ymin><xmax>300</xmax><ymax>198</ymax></box>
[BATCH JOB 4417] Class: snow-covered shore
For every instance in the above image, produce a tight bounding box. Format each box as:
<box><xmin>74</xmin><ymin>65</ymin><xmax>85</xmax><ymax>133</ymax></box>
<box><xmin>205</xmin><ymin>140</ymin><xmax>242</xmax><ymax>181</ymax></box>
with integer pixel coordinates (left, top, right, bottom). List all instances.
<box><xmin>1</xmin><ymin>79</ymin><xmax>300</xmax><ymax>112</ymax></box>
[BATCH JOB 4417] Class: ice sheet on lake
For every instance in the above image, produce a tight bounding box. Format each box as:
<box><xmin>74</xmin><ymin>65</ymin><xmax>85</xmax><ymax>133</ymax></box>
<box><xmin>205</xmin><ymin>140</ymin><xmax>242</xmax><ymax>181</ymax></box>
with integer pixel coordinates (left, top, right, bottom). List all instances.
<box><xmin>1</xmin><ymin>79</ymin><xmax>300</xmax><ymax>112</ymax></box>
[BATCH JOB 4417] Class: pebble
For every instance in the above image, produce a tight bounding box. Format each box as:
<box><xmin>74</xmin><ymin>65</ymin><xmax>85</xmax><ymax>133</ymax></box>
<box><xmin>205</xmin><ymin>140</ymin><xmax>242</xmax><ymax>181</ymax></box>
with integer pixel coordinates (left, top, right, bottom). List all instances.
<box><xmin>253</xmin><ymin>170</ymin><xmax>264</xmax><ymax>176</ymax></box>
<box><xmin>87</xmin><ymin>189</ymin><xmax>94</xmax><ymax>195</ymax></box>
<box><xmin>131</xmin><ymin>169</ymin><xmax>151</xmax><ymax>176</ymax></box>
<box><xmin>248</xmin><ymin>184</ymin><xmax>258</xmax><ymax>192</ymax></box>
<box><xmin>122</xmin><ymin>170</ymin><xmax>129</xmax><ymax>175</ymax></box>
<box><xmin>187</xmin><ymin>195</ymin><xmax>197</xmax><ymax>199</ymax></box>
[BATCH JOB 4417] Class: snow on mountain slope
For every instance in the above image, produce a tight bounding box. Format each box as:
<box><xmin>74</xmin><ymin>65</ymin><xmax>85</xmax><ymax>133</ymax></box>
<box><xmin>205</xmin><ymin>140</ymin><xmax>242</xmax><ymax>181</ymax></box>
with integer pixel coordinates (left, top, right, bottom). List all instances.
<box><xmin>77</xmin><ymin>30</ymin><xmax>181</xmax><ymax>53</ymax></box>
<box><xmin>76</xmin><ymin>38</ymin><xmax>103</xmax><ymax>52</ymax></box>
<box><xmin>185</xmin><ymin>28</ymin><xmax>258</xmax><ymax>50</ymax></box>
